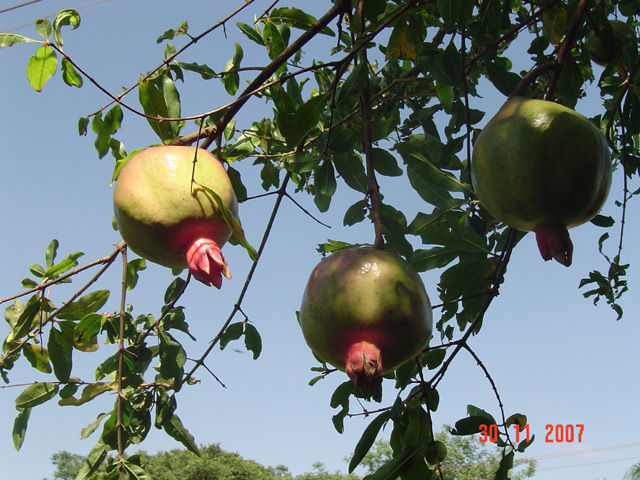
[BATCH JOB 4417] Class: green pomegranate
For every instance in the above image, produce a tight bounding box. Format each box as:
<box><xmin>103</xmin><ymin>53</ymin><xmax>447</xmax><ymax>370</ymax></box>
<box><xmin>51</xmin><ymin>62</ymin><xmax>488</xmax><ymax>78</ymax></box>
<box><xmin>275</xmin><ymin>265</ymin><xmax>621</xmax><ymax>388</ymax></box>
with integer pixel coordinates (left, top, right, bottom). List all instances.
<box><xmin>471</xmin><ymin>96</ymin><xmax>612</xmax><ymax>266</ymax></box>
<box><xmin>299</xmin><ymin>247</ymin><xmax>432</xmax><ymax>394</ymax></box>
<box><xmin>586</xmin><ymin>19</ymin><xmax>635</xmax><ymax>67</ymax></box>
<box><xmin>113</xmin><ymin>146</ymin><xmax>238</xmax><ymax>287</ymax></box>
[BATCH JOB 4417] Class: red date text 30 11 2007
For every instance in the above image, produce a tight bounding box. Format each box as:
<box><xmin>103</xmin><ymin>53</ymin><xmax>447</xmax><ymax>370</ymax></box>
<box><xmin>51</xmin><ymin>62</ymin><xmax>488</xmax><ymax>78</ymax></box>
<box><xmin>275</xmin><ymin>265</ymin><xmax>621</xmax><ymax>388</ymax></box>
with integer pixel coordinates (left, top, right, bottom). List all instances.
<box><xmin>479</xmin><ymin>424</ymin><xmax>584</xmax><ymax>443</ymax></box>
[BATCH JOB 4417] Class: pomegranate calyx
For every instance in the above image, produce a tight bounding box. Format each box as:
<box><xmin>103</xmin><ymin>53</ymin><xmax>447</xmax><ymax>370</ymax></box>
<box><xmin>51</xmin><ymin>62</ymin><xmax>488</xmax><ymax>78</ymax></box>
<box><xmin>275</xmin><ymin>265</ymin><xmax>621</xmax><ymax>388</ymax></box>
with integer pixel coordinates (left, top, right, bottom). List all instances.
<box><xmin>535</xmin><ymin>226</ymin><xmax>573</xmax><ymax>267</ymax></box>
<box><xmin>185</xmin><ymin>237</ymin><xmax>232</xmax><ymax>288</ymax></box>
<box><xmin>345</xmin><ymin>341</ymin><xmax>383</xmax><ymax>395</ymax></box>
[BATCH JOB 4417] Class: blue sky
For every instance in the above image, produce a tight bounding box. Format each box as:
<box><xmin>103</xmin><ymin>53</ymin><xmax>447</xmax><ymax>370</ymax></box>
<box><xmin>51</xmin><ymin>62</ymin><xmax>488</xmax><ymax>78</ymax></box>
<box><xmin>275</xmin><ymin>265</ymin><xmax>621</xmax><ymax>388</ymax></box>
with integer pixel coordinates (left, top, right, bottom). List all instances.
<box><xmin>1</xmin><ymin>1</ymin><xmax>639</xmax><ymax>479</ymax></box>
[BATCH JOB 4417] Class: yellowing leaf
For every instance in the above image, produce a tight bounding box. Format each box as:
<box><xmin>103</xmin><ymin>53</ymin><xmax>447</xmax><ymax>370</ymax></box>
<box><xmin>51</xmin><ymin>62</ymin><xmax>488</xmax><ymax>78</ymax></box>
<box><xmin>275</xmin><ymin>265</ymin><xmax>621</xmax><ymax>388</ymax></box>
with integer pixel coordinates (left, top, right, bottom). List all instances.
<box><xmin>386</xmin><ymin>23</ymin><xmax>417</xmax><ymax>60</ymax></box>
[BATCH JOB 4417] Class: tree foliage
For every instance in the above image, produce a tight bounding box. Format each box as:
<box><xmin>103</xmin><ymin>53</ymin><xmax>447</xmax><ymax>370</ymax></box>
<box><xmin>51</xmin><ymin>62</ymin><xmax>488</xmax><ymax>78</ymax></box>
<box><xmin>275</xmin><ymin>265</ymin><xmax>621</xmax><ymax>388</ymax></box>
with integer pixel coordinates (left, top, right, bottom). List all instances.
<box><xmin>2</xmin><ymin>1</ymin><xmax>639</xmax><ymax>479</ymax></box>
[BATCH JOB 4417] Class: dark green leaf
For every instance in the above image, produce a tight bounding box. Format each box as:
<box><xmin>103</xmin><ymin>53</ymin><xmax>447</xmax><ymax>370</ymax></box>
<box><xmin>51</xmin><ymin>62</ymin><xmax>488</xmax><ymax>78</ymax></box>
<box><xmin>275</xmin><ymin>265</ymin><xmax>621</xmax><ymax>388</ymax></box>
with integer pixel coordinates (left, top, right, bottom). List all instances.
<box><xmin>349</xmin><ymin>411</ymin><xmax>392</xmax><ymax>472</ymax></box>
<box><xmin>333</xmin><ymin>152</ymin><xmax>368</xmax><ymax>193</ymax></box>
<box><xmin>372</xmin><ymin>148</ymin><xmax>402</xmax><ymax>176</ymax></box>
<box><xmin>158</xmin><ymin>331</ymin><xmax>186</xmax><ymax>379</ymax></box>
<box><xmin>174</xmin><ymin>61</ymin><xmax>216</xmax><ymax>79</ymax></box>
<box><xmin>337</xmin><ymin>62</ymin><xmax>368</xmax><ymax>104</ymax></box>
<box><xmin>26</xmin><ymin>45</ymin><xmax>57</xmax><ymax>92</ymax></box>
<box><xmin>494</xmin><ymin>451</ymin><xmax>514</xmax><ymax>480</ymax></box>
<box><xmin>467</xmin><ymin>404</ymin><xmax>497</xmax><ymax>424</ymax></box>
<box><xmin>139</xmin><ymin>75</ymin><xmax>175</xmax><ymax>142</ymax></box>
<box><xmin>343</xmin><ymin>199</ymin><xmax>368</xmax><ymax>226</ymax></box>
<box><xmin>74</xmin><ymin>313</ymin><xmax>103</xmax><ymax>352</ymax></box>
<box><xmin>125</xmin><ymin>258</ymin><xmax>146</xmax><ymax>290</ymax></box>
<box><xmin>590</xmin><ymin>214</ymin><xmax>615</xmax><ymax>227</ymax></box>
<box><xmin>78</xmin><ymin>116</ymin><xmax>89</xmax><ymax>136</ymax></box>
<box><xmin>288</xmin><ymin>151</ymin><xmax>320</xmax><ymax>174</ymax></box>
<box><xmin>164</xmin><ymin>277</ymin><xmax>187</xmax><ymax>305</ymax></box>
<box><xmin>15</xmin><ymin>382</ymin><xmax>58</xmax><ymax>409</ymax></box>
<box><xmin>12</xmin><ymin>407</ymin><xmax>30</xmax><ymax>451</ymax></box>
<box><xmin>438</xmin><ymin>0</ymin><xmax>474</xmax><ymax>27</ymax></box>
<box><xmin>220</xmin><ymin>322</ymin><xmax>244</xmax><ymax>350</ymax></box>
<box><xmin>363</xmin><ymin>446</ymin><xmax>419</xmax><ymax>480</ymax></box>
<box><xmin>451</xmin><ymin>415</ymin><xmax>488</xmax><ymax>436</ymax></box>
<box><xmin>48</xmin><ymin>326</ymin><xmax>73</xmax><ymax>382</ymax></box>
<box><xmin>162</xmin><ymin>414</ymin><xmax>199</xmax><ymax>455</ymax></box>
<box><xmin>244</xmin><ymin>323</ymin><xmax>262</xmax><ymax>359</ymax></box>
<box><xmin>330</xmin><ymin>381</ymin><xmax>354</xmax><ymax>409</ymax></box>
<box><xmin>57</xmin><ymin>290</ymin><xmax>110</xmax><ymax>320</ymax></box>
<box><xmin>422</xmin><ymin>348</ymin><xmax>446</xmax><ymax>370</ymax></box>
<box><xmin>74</xmin><ymin>441</ymin><xmax>108</xmax><ymax>480</ymax></box>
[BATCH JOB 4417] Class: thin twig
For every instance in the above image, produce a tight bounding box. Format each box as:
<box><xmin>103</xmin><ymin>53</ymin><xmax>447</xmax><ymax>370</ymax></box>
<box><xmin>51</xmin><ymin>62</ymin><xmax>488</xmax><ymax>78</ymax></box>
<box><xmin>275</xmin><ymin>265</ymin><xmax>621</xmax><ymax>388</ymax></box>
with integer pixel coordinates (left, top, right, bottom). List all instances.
<box><xmin>184</xmin><ymin>171</ymin><xmax>293</xmax><ymax>382</ymax></box>
<box><xmin>116</xmin><ymin>246</ymin><xmax>128</xmax><ymax>480</ymax></box>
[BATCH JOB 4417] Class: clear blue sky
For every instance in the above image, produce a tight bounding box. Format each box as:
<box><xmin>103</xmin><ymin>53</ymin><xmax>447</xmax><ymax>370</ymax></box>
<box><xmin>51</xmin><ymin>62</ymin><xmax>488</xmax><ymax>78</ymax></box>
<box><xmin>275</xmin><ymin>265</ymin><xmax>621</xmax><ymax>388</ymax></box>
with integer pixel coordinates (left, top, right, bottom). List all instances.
<box><xmin>1</xmin><ymin>1</ymin><xmax>639</xmax><ymax>479</ymax></box>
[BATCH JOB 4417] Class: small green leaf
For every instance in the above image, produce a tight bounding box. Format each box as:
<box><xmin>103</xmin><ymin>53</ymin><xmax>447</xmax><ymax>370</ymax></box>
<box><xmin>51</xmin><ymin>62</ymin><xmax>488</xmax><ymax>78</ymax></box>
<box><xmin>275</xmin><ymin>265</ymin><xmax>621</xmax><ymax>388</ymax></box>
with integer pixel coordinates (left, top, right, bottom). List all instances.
<box><xmin>35</xmin><ymin>18</ymin><xmax>52</xmax><ymax>40</ymax></box>
<box><xmin>52</xmin><ymin>9</ymin><xmax>81</xmax><ymax>49</ymax></box>
<box><xmin>163</xmin><ymin>277</ymin><xmax>187</xmax><ymax>305</ymax></box>
<box><xmin>363</xmin><ymin>446</ymin><xmax>419</xmax><ymax>480</ymax></box>
<box><xmin>222</xmin><ymin>42</ymin><xmax>243</xmax><ymax>95</ymax></box>
<box><xmin>0</xmin><ymin>33</ymin><xmax>38</xmax><ymax>49</ymax></box>
<box><xmin>244</xmin><ymin>323</ymin><xmax>262</xmax><ymax>360</ymax></box>
<box><xmin>494</xmin><ymin>450</ymin><xmax>514</xmax><ymax>480</ymax></box>
<box><xmin>44</xmin><ymin>239</ymin><xmax>59</xmax><ymax>269</ymax></box>
<box><xmin>333</xmin><ymin>152</ymin><xmax>368</xmax><ymax>193</ymax></box>
<box><xmin>43</xmin><ymin>251</ymin><xmax>84</xmax><ymax>279</ymax></box>
<box><xmin>74</xmin><ymin>441</ymin><xmax>108</xmax><ymax>480</ymax></box>
<box><xmin>268</xmin><ymin>7</ymin><xmax>334</xmax><ymax>36</ymax></box>
<box><xmin>12</xmin><ymin>408</ymin><xmax>30</xmax><ymax>450</ymax></box>
<box><xmin>125</xmin><ymin>258</ymin><xmax>146</xmax><ymax>290</ymax></box>
<box><xmin>162</xmin><ymin>414</ymin><xmax>199</xmax><ymax>455</ymax></box>
<box><xmin>226</xmin><ymin>166</ymin><xmax>248</xmax><ymax>202</ymax></box>
<box><xmin>26</xmin><ymin>45</ymin><xmax>57</xmax><ymax>92</ymax></box>
<box><xmin>11</xmin><ymin>295</ymin><xmax>40</xmax><ymax>340</ymax></box>
<box><xmin>78</xmin><ymin>116</ymin><xmax>89</xmax><ymax>136</ymax></box>
<box><xmin>330</xmin><ymin>381</ymin><xmax>354</xmax><ymax>409</ymax></box>
<box><xmin>15</xmin><ymin>382</ymin><xmax>59</xmax><ymax>409</ymax></box>
<box><xmin>236</xmin><ymin>22</ymin><xmax>265</xmax><ymax>45</ymax></box>
<box><xmin>174</xmin><ymin>61</ymin><xmax>216</xmax><ymax>79</ymax></box>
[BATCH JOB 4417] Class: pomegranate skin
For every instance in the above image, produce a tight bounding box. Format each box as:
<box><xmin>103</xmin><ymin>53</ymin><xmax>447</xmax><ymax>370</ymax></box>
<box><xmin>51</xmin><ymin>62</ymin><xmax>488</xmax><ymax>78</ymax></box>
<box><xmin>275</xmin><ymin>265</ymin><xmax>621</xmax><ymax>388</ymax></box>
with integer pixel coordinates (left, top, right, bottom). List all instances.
<box><xmin>299</xmin><ymin>247</ymin><xmax>432</xmax><ymax>391</ymax></box>
<box><xmin>113</xmin><ymin>146</ymin><xmax>238</xmax><ymax>285</ymax></box>
<box><xmin>471</xmin><ymin>97</ymin><xmax>612</xmax><ymax>266</ymax></box>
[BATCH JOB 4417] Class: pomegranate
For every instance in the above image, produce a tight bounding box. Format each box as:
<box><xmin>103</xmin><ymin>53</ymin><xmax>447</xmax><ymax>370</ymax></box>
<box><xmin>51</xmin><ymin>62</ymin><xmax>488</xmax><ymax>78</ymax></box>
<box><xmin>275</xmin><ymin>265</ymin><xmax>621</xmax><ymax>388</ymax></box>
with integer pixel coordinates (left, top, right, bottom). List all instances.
<box><xmin>471</xmin><ymin>96</ymin><xmax>612</xmax><ymax>266</ymax></box>
<box><xmin>113</xmin><ymin>146</ymin><xmax>238</xmax><ymax>287</ymax></box>
<box><xmin>299</xmin><ymin>247</ymin><xmax>432</xmax><ymax>395</ymax></box>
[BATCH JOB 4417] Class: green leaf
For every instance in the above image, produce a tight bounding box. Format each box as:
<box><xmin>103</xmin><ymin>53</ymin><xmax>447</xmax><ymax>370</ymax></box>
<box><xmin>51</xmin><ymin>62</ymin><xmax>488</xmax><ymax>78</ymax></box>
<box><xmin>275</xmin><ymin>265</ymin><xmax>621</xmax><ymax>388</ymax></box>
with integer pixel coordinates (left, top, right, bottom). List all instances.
<box><xmin>220</xmin><ymin>322</ymin><xmax>244</xmax><ymax>349</ymax></box>
<box><xmin>26</xmin><ymin>45</ymin><xmax>57</xmax><ymax>92</ymax></box>
<box><xmin>162</xmin><ymin>414</ymin><xmax>199</xmax><ymax>455</ymax></box>
<box><xmin>12</xmin><ymin>407</ymin><xmax>30</xmax><ymax>451</ymax></box>
<box><xmin>52</xmin><ymin>9</ymin><xmax>80</xmax><ymax>49</ymax></box>
<box><xmin>349</xmin><ymin>411</ymin><xmax>392</xmax><ymax>472</ymax></box>
<box><xmin>467</xmin><ymin>404</ymin><xmax>497</xmax><ymax>424</ymax></box>
<box><xmin>43</xmin><ymin>251</ymin><xmax>84</xmax><ymax>279</ymax></box>
<box><xmin>0</xmin><ymin>33</ymin><xmax>38</xmax><ymax>49</ymax></box>
<box><xmin>222</xmin><ymin>42</ymin><xmax>243</xmax><ymax>95</ymax></box>
<box><xmin>174</xmin><ymin>61</ymin><xmax>216</xmax><ymax>79</ymax></box>
<box><xmin>44</xmin><ymin>239</ymin><xmax>58</xmax><ymax>269</ymax></box>
<box><xmin>138</xmin><ymin>74</ymin><xmax>177</xmax><ymax>142</ymax></box>
<box><xmin>236</xmin><ymin>22</ymin><xmax>265</xmax><ymax>45</ymax></box>
<box><xmin>372</xmin><ymin>148</ymin><xmax>402</xmax><ymax>177</ymax></box>
<box><xmin>57</xmin><ymin>290</ymin><xmax>109</xmax><ymax>320</ymax></box>
<box><xmin>268</xmin><ymin>7</ymin><xmax>334</xmax><ymax>35</ymax></box>
<box><xmin>78</xmin><ymin>116</ymin><xmax>89</xmax><ymax>136</ymax></box>
<box><xmin>590</xmin><ymin>214</ymin><xmax>615</xmax><ymax>227</ymax></box>
<box><xmin>330</xmin><ymin>381</ymin><xmax>354</xmax><ymax>409</ymax></box>
<box><xmin>11</xmin><ymin>295</ymin><xmax>40</xmax><ymax>340</ymax></box>
<box><xmin>314</xmin><ymin>161</ymin><xmax>336</xmax><ymax>212</ymax></box>
<box><xmin>227</xmin><ymin>166</ymin><xmax>248</xmax><ymax>202</ymax></box>
<box><xmin>164</xmin><ymin>277</ymin><xmax>187</xmax><ymax>305</ymax></box>
<box><xmin>343</xmin><ymin>199</ymin><xmax>368</xmax><ymax>226</ymax></box>
<box><xmin>15</xmin><ymin>382</ymin><xmax>58</xmax><ymax>409</ymax></box>
<box><xmin>337</xmin><ymin>62</ymin><xmax>368</xmax><ymax>104</ymax></box>
<box><xmin>48</xmin><ymin>326</ymin><xmax>73</xmax><ymax>382</ymax></box>
<box><xmin>262</xmin><ymin>20</ymin><xmax>286</xmax><ymax>60</ymax></box>
<box><xmin>35</xmin><ymin>18</ymin><xmax>52</xmax><ymax>40</ymax></box>
<box><xmin>438</xmin><ymin>0</ymin><xmax>474</xmax><ymax>28</ymax></box>
<box><xmin>22</xmin><ymin>344</ymin><xmax>52</xmax><ymax>373</ymax></box>
<box><xmin>422</xmin><ymin>348</ymin><xmax>446</xmax><ymax>369</ymax></box>
<box><xmin>59</xmin><ymin>382</ymin><xmax>111</xmax><ymax>406</ymax></box>
<box><xmin>244</xmin><ymin>323</ymin><xmax>262</xmax><ymax>360</ymax></box>
<box><xmin>333</xmin><ymin>152</ymin><xmax>368</xmax><ymax>193</ymax></box>
<box><xmin>278</xmin><ymin>93</ymin><xmax>328</xmax><ymax>148</ymax></box>
<box><xmin>158</xmin><ymin>331</ymin><xmax>186</xmax><ymax>380</ymax></box>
